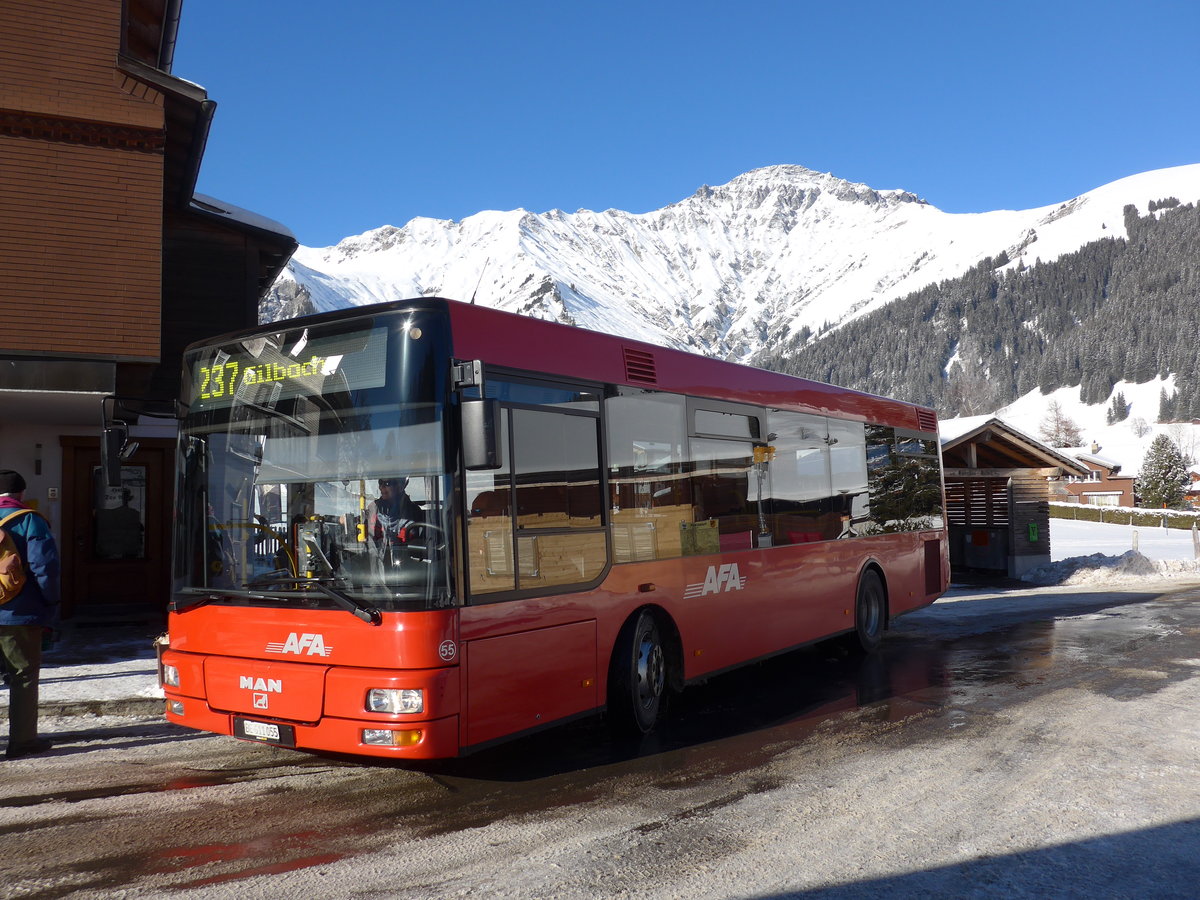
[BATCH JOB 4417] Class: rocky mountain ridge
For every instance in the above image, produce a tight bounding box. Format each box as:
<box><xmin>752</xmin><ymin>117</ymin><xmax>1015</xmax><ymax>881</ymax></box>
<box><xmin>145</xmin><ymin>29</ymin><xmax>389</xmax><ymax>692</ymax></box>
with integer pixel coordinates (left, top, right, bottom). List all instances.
<box><xmin>263</xmin><ymin>163</ymin><xmax>1200</xmax><ymax>366</ymax></box>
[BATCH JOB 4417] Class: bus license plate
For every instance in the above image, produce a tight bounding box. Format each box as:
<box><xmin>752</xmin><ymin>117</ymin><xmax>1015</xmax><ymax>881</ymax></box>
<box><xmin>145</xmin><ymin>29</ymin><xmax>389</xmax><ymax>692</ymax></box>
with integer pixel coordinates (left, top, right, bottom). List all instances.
<box><xmin>233</xmin><ymin>717</ymin><xmax>296</xmax><ymax>747</ymax></box>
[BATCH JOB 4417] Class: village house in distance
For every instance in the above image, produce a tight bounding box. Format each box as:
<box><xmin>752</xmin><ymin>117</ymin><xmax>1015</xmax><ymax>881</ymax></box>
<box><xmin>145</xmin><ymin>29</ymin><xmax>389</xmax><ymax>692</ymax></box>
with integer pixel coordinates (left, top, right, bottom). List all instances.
<box><xmin>1056</xmin><ymin>442</ymin><xmax>1137</xmax><ymax>508</ymax></box>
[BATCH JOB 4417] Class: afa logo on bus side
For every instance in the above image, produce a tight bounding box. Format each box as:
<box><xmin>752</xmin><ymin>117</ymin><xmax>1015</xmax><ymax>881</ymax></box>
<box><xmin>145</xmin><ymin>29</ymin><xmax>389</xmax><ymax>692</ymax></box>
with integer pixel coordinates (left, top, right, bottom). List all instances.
<box><xmin>683</xmin><ymin>563</ymin><xmax>748</xmax><ymax>599</ymax></box>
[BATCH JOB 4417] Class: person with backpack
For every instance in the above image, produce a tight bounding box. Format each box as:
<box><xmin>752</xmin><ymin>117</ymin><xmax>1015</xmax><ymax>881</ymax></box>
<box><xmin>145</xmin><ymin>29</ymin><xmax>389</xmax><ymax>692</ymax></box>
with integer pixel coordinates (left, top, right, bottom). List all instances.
<box><xmin>0</xmin><ymin>468</ymin><xmax>60</xmax><ymax>760</ymax></box>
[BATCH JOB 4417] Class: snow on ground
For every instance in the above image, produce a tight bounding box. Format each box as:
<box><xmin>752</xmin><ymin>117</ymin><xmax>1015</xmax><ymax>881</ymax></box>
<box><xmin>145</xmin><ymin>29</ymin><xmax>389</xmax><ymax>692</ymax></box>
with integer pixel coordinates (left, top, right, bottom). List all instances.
<box><xmin>1022</xmin><ymin>516</ymin><xmax>1200</xmax><ymax>587</ymax></box>
<box><xmin>996</xmin><ymin>378</ymin><xmax>1188</xmax><ymax>471</ymax></box>
<box><xmin>0</xmin><ymin>631</ymin><xmax>163</xmax><ymax>713</ymax></box>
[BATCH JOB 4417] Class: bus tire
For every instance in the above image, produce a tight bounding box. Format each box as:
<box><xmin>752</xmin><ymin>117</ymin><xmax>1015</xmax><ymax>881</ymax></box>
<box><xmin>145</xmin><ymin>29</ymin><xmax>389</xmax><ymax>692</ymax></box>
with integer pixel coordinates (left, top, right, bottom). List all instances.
<box><xmin>608</xmin><ymin>610</ymin><xmax>667</xmax><ymax>736</ymax></box>
<box><xmin>850</xmin><ymin>568</ymin><xmax>886</xmax><ymax>654</ymax></box>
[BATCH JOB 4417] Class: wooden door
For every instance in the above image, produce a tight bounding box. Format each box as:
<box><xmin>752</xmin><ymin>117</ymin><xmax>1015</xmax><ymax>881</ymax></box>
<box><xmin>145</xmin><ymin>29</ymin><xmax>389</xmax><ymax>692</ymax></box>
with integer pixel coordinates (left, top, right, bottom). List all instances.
<box><xmin>60</xmin><ymin>437</ymin><xmax>174</xmax><ymax>618</ymax></box>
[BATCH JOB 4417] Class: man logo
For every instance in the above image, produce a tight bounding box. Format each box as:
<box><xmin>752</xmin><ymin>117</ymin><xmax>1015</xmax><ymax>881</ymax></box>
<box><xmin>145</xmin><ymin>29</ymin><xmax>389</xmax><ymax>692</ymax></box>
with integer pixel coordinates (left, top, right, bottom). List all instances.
<box><xmin>683</xmin><ymin>563</ymin><xmax>748</xmax><ymax>598</ymax></box>
<box><xmin>265</xmin><ymin>632</ymin><xmax>332</xmax><ymax>657</ymax></box>
<box><xmin>240</xmin><ymin>676</ymin><xmax>282</xmax><ymax>692</ymax></box>
<box><xmin>253</xmin><ymin>693</ymin><xmax>269</xmax><ymax>709</ymax></box>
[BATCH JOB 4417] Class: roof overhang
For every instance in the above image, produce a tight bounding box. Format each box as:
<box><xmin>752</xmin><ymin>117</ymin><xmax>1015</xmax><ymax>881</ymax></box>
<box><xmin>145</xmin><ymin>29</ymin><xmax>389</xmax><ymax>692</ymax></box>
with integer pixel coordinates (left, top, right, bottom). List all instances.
<box><xmin>0</xmin><ymin>390</ymin><xmax>109</xmax><ymax>427</ymax></box>
<box><xmin>942</xmin><ymin>417</ymin><xmax>1091</xmax><ymax>476</ymax></box>
<box><xmin>122</xmin><ymin>0</ymin><xmax>184</xmax><ymax>72</ymax></box>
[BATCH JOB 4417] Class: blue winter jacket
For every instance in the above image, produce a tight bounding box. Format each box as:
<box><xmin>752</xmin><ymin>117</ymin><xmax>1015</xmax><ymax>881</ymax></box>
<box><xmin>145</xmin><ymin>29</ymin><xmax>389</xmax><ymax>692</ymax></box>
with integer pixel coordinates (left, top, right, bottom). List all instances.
<box><xmin>0</xmin><ymin>499</ymin><xmax>61</xmax><ymax>627</ymax></box>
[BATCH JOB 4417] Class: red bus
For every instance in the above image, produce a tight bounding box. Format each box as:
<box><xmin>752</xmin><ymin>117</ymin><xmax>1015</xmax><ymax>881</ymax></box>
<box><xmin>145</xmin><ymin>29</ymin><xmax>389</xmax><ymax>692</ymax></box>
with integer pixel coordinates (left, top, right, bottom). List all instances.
<box><xmin>161</xmin><ymin>297</ymin><xmax>948</xmax><ymax>758</ymax></box>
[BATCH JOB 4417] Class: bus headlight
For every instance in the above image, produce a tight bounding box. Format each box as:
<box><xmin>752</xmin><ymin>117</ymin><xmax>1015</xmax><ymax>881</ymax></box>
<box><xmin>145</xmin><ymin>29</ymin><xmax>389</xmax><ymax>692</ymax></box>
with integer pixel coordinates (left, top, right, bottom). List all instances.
<box><xmin>362</xmin><ymin>728</ymin><xmax>424</xmax><ymax>747</ymax></box>
<box><xmin>161</xmin><ymin>664</ymin><xmax>180</xmax><ymax>688</ymax></box>
<box><xmin>366</xmin><ymin>688</ymin><xmax>424</xmax><ymax>715</ymax></box>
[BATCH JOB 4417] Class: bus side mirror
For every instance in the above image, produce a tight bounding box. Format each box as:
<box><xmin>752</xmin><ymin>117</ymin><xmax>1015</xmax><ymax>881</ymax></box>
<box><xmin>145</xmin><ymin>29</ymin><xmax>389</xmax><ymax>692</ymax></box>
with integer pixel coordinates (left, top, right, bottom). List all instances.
<box><xmin>101</xmin><ymin>425</ymin><xmax>139</xmax><ymax>487</ymax></box>
<box><xmin>101</xmin><ymin>425</ymin><xmax>126</xmax><ymax>487</ymax></box>
<box><xmin>462</xmin><ymin>399</ymin><xmax>502</xmax><ymax>471</ymax></box>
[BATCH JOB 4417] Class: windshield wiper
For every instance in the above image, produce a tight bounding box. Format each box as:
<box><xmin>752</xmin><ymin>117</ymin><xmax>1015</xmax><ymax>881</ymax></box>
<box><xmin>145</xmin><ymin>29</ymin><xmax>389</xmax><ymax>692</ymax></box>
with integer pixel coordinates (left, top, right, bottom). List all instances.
<box><xmin>244</xmin><ymin>575</ymin><xmax>383</xmax><ymax>626</ymax></box>
<box><xmin>172</xmin><ymin>587</ymin><xmax>220</xmax><ymax>613</ymax></box>
<box><xmin>304</xmin><ymin>579</ymin><xmax>382</xmax><ymax>626</ymax></box>
<box><xmin>174</xmin><ymin>579</ymin><xmax>382</xmax><ymax>626</ymax></box>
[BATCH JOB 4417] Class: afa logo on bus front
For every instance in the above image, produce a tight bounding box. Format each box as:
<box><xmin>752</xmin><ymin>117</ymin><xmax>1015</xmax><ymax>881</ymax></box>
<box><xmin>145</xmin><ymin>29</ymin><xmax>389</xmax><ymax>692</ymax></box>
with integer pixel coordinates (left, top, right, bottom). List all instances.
<box><xmin>683</xmin><ymin>563</ymin><xmax>747</xmax><ymax>599</ymax></box>
<box><xmin>265</xmin><ymin>632</ymin><xmax>332</xmax><ymax>657</ymax></box>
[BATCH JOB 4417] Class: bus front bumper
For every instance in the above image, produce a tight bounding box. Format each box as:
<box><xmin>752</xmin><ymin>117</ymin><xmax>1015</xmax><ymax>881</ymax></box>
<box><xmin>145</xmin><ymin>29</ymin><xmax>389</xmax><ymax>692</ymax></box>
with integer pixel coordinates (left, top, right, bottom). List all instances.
<box><xmin>161</xmin><ymin>649</ymin><xmax>462</xmax><ymax>759</ymax></box>
<box><xmin>163</xmin><ymin>699</ymin><xmax>461</xmax><ymax>759</ymax></box>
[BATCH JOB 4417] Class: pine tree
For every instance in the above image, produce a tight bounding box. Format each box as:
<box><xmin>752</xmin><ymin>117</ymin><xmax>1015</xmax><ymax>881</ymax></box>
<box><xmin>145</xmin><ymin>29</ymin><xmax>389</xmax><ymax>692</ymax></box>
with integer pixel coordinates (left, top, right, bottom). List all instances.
<box><xmin>1158</xmin><ymin>388</ymin><xmax>1176</xmax><ymax>423</ymax></box>
<box><xmin>767</xmin><ymin>200</ymin><xmax>1200</xmax><ymax>417</ymax></box>
<box><xmin>1129</xmin><ymin>347</ymin><xmax>1155</xmax><ymax>384</ymax></box>
<box><xmin>1135</xmin><ymin>434</ymin><xmax>1189</xmax><ymax>509</ymax></box>
<box><xmin>1106</xmin><ymin>391</ymin><xmax>1128</xmax><ymax>424</ymax></box>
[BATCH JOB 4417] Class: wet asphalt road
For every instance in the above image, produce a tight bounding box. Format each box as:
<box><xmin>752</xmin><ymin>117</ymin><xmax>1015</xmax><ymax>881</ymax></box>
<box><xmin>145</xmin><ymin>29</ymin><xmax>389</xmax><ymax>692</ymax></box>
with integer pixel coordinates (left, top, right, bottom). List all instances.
<box><xmin>3</xmin><ymin>583</ymin><xmax>1200</xmax><ymax>898</ymax></box>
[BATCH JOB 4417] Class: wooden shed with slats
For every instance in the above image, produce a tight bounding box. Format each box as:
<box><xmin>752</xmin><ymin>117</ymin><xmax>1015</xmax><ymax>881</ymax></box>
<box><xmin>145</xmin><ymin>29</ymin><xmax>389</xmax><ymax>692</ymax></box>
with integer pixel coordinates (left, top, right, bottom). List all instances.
<box><xmin>940</xmin><ymin>417</ymin><xmax>1090</xmax><ymax>579</ymax></box>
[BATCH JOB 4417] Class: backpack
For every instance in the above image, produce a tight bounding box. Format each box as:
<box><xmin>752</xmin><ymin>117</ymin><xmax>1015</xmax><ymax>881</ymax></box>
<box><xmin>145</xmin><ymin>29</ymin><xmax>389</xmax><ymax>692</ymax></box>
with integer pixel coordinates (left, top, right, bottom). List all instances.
<box><xmin>0</xmin><ymin>509</ymin><xmax>34</xmax><ymax>605</ymax></box>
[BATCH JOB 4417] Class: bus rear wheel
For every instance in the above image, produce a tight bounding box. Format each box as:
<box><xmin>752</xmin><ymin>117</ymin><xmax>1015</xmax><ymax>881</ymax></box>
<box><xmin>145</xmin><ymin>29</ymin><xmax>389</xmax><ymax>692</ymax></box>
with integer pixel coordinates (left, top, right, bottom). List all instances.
<box><xmin>608</xmin><ymin>610</ymin><xmax>667</xmax><ymax>736</ymax></box>
<box><xmin>850</xmin><ymin>569</ymin><xmax>886</xmax><ymax>654</ymax></box>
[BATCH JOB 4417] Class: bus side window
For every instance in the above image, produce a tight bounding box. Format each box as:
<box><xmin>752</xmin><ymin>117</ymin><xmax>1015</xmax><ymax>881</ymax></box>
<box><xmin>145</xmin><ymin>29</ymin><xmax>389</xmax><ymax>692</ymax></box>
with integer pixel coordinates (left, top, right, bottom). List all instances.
<box><xmin>828</xmin><ymin>418</ymin><xmax>869</xmax><ymax>537</ymax></box>
<box><xmin>465</xmin><ymin>413</ymin><xmax>515</xmax><ymax>594</ymax></box>
<box><xmin>865</xmin><ymin>426</ymin><xmax>945</xmax><ymax>532</ymax></box>
<box><xmin>605</xmin><ymin>392</ymin><xmax>689</xmax><ymax>562</ymax></box>
<box><xmin>764</xmin><ymin>411</ymin><xmax>835</xmax><ymax>544</ymax></box>
<box><xmin>511</xmin><ymin>408</ymin><xmax>606</xmax><ymax>589</ymax></box>
<box><xmin>687</xmin><ymin>437</ymin><xmax>757</xmax><ymax>551</ymax></box>
<box><xmin>466</xmin><ymin>396</ymin><xmax>608</xmax><ymax>598</ymax></box>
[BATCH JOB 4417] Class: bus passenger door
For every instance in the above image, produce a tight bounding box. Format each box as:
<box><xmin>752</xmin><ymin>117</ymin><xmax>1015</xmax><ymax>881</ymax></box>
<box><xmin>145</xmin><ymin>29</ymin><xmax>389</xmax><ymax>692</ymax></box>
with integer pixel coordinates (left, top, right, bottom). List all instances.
<box><xmin>463</xmin><ymin>619</ymin><xmax>598</xmax><ymax>748</ymax></box>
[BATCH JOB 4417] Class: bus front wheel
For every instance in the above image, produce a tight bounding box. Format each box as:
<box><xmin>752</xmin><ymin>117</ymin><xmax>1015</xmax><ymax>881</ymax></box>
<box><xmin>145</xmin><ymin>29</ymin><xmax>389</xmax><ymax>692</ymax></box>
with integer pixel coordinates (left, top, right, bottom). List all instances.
<box><xmin>850</xmin><ymin>569</ymin><xmax>886</xmax><ymax>654</ymax></box>
<box><xmin>608</xmin><ymin>610</ymin><xmax>667</xmax><ymax>736</ymax></box>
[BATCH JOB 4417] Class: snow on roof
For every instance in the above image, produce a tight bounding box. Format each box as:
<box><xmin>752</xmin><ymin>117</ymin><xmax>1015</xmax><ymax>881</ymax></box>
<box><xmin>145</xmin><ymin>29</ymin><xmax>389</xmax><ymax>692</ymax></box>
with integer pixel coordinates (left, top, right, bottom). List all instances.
<box><xmin>937</xmin><ymin>414</ymin><xmax>993</xmax><ymax>443</ymax></box>
<box><xmin>1065</xmin><ymin>449</ymin><xmax>1126</xmax><ymax>471</ymax></box>
<box><xmin>940</xmin><ymin>415</ymin><xmax>1089</xmax><ymax>474</ymax></box>
<box><xmin>191</xmin><ymin>192</ymin><xmax>296</xmax><ymax>240</ymax></box>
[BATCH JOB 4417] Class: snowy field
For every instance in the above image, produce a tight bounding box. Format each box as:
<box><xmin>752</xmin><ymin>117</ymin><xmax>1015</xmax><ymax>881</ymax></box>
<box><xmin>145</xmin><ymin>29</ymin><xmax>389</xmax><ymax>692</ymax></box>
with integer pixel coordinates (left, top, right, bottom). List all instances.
<box><xmin>1016</xmin><ymin>516</ymin><xmax>1200</xmax><ymax>587</ymax></box>
<box><xmin>1050</xmin><ymin>517</ymin><xmax>1198</xmax><ymax>562</ymax></box>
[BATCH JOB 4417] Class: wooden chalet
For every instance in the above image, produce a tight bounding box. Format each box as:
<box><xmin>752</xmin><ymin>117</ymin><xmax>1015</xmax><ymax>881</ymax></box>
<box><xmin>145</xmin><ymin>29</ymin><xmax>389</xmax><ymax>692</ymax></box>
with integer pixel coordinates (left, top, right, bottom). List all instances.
<box><xmin>941</xmin><ymin>417</ymin><xmax>1090</xmax><ymax>579</ymax></box>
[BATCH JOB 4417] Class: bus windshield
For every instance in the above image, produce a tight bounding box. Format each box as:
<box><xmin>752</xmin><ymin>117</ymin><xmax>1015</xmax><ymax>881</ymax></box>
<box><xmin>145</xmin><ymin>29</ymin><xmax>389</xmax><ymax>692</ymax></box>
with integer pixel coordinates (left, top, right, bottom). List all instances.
<box><xmin>172</xmin><ymin>308</ymin><xmax>455</xmax><ymax>613</ymax></box>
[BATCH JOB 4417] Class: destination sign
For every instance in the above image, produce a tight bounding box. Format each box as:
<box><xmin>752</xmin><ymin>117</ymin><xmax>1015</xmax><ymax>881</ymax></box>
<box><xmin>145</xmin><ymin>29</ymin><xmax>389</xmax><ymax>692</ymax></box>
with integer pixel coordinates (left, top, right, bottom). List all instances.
<box><xmin>197</xmin><ymin>355</ymin><xmax>337</xmax><ymax>403</ymax></box>
<box><xmin>189</xmin><ymin>325</ymin><xmax>389</xmax><ymax>411</ymax></box>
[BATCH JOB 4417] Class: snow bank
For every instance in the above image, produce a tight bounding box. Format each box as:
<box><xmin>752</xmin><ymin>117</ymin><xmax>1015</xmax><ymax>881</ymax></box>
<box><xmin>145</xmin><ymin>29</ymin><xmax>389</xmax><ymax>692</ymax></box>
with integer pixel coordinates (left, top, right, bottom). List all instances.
<box><xmin>1021</xmin><ymin>550</ymin><xmax>1200</xmax><ymax>586</ymax></box>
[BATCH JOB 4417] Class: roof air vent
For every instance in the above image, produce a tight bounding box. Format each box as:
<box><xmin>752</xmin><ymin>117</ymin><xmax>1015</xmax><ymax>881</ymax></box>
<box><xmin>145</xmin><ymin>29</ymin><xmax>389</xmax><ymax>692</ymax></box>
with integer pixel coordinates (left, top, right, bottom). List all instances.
<box><xmin>623</xmin><ymin>348</ymin><xmax>657</xmax><ymax>386</ymax></box>
<box><xmin>916</xmin><ymin>409</ymin><xmax>938</xmax><ymax>433</ymax></box>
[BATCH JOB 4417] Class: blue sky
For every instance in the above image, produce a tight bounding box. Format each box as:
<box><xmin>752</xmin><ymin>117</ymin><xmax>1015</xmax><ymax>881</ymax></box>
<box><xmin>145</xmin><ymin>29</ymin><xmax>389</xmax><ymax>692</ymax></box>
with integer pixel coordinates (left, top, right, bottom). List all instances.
<box><xmin>173</xmin><ymin>0</ymin><xmax>1200</xmax><ymax>248</ymax></box>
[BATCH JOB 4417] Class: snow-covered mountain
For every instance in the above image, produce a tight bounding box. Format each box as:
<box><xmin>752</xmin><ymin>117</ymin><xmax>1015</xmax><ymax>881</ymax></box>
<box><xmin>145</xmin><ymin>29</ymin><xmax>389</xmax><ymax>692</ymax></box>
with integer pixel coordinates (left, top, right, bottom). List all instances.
<box><xmin>264</xmin><ymin>163</ymin><xmax>1200</xmax><ymax>363</ymax></box>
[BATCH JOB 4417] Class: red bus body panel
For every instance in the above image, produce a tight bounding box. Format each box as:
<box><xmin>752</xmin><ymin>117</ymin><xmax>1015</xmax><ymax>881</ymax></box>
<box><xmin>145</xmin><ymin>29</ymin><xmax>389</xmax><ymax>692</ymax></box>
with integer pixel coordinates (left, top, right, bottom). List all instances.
<box><xmin>463</xmin><ymin>619</ymin><xmax>599</xmax><ymax>747</ymax></box>
<box><xmin>460</xmin><ymin>531</ymin><xmax>943</xmax><ymax>698</ymax></box>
